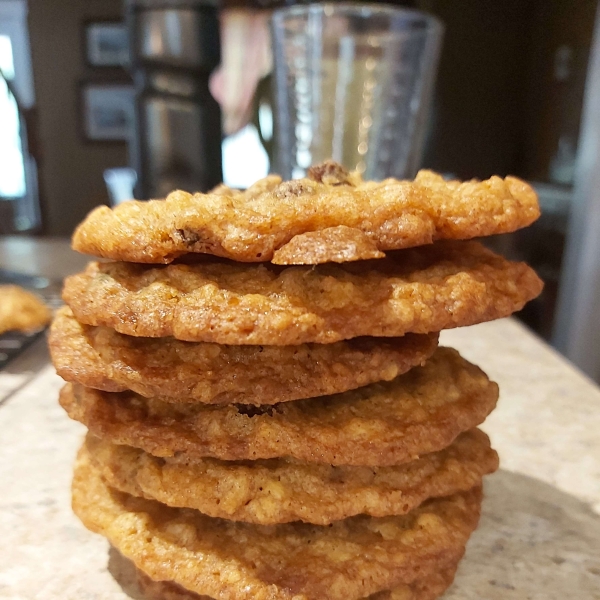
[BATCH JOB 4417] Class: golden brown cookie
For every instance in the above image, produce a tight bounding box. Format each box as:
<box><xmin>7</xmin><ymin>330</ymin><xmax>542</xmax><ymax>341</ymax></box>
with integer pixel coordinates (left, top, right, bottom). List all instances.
<box><xmin>132</xmin><ymin>552</ymin><xmax>460</xmax><ymax>600</ymax></box>
<box><xmin>63</xmin><ymin>241</ymin><xmax>543</xmax><ymax>345</ymax></box>
<box><xmin>0</xmin><ymin>285</ymin><xmax>51</xmax><ymax>335</ymax></box>
<box><xmin>71</xmin><ymin>161</ymin><xmax>539</xmax><ymax>264</ymax></box>
<box><xmin>73</xmin><ymin>446</ymin><xmax>481</xmax><ymax>600</ymax></box>
<box><xmin>60</xmin><ymin>347</ymin><xmax>498</xmax><ymax>466</ymax></box>
<box><xmin>49</xmin><ymin>307</ymin><xmax>438</xmax><ymax>404</ymax></box>
<box><xmin>87</xmin><ymin>428</ymin><xmax>498</xmax><ymax>525</ymax></box>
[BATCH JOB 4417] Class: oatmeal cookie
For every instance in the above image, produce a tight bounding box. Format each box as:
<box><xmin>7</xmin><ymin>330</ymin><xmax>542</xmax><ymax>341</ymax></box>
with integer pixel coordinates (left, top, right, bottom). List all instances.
<box><xmin>73</xmin><ymin>446</ymin><xmax>481</xmax><ymax>600</ymax></box>
<box><xmin>72</xmin><ymin>161</ymin><xmax>539</xmax><ymax>264</ymax></box>
<box><xmin>132</xmin><ymin>552</ymin><xmax>460</xmax><ymax>600</ymax></box>
<box><xmin>63</xmin><ymin>241</ymin><xmax>543</xmax><ymax>345</ymax></box>
<box><xmin>87</xmin><ymin>429</ymin><xmax>498</xmax><ymax>525</ymax></box>
<box><xmin>49</xmin><ymin>307</ymin><xmax>437</xmax><ymax>404</ymax></box>
<box><xmin>60</xmin><ymin>348</ymin><xmax>499</xmax><ymax>466</ymax></box>
<box><xmin>0</xmin><ymin>285</ymin><xmax>51</xmax><ymax>334</ymax></box>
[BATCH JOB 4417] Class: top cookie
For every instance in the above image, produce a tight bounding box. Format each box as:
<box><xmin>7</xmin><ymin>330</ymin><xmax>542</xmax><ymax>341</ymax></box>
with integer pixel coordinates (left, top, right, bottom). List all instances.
<box><xmin>72</xmin><ymin>161</ymin><xmax>540</xmax><ymax>264</ymax></box>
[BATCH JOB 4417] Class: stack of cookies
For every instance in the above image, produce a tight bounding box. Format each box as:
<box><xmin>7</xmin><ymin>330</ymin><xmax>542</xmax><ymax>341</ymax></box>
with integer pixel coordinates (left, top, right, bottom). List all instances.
<box><xmin>50</xmin><ymin>161</ymin><xmax>543</xmax><ymax>600</ymax></box>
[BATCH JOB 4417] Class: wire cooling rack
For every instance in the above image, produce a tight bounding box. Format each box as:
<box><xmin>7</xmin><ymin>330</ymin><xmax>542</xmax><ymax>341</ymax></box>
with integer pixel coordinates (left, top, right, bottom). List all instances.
<box><xmin>0</xmin><ymin>270</ymin><xmax>62</xmax><ymax>369</ymax></box>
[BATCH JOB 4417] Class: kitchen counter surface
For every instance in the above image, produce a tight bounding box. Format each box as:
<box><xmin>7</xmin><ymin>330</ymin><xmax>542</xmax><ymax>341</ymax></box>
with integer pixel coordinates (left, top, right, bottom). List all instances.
<box><xmin>0</xmin><ymin>238</ymin><xmax>599</xmax><ymax>599</ymax></box>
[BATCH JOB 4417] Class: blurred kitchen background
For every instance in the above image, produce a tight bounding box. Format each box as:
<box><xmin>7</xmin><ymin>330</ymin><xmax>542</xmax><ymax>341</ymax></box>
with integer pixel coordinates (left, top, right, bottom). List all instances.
<box><xmin>1</xmin><ymin>0</ymin><xmax>600</xmax><ymax>379</ymax></box>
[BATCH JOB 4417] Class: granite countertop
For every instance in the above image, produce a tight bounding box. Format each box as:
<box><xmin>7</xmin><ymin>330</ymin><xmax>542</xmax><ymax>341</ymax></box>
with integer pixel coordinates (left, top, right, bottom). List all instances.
<box><xmin>0</xmin><ymin>239</ymin><xmax>599</xmax><ymax>599</ymax></box>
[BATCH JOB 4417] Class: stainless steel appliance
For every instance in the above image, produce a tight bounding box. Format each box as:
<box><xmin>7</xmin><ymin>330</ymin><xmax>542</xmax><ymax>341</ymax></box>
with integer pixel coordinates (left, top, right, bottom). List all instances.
<box><xmin>126</xmin><ymin>0</ymin><xmax>222</xmax><ymax>199</ymax></box>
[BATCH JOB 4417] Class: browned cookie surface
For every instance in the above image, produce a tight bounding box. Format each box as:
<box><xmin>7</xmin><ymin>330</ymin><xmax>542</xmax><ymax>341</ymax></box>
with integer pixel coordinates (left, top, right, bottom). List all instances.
<box><xmin>60</xmin><ymin>347</ymin><xmax>498</xmax><ymax>466</ymax></box>
<box><xmin>73</xmin><ymin>446</ymin><xmax>481</xmax><ymax>600</ymax></box>
<box><xmin>63</xmin><ymin>241</ymin><xmax>543</xmax><ymax>345</ymax></box>
<box><xmin>0</xmin><ymin>285</ymin><xmax>51</xmax><ymax>335</ymax></box>
<box><xmin>72</xmin><ymin>161</ymin><xmax>539</xmax><ymax>264</ymax></box>
<box><xmin>87</xmin><ymin>428</ymin><xmax>498</xmax><ymax>525</ymax></box>
<box><xmin>49</xmin><ymin>307</ymin><xmax>437</xmax><ymax>404</ymax></box>
<box><xmin>132</xmin><ymin>552</ymin><xmax>460</xmax><ymax>600</ymax></box>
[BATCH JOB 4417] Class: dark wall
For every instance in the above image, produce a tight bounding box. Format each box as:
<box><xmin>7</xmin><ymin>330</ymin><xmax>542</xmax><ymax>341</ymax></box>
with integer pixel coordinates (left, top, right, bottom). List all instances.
<box><xmin>421</xmin><ymin>0</ymin><xmax>534</xmax><ymax>179</ymax></box>
<box><xmin>520</xmin><ymin>0</ymin><xmax>597</xmax><ymax>181</ymax></box>
<box><xmin>421</xmin><ymin>0</ymin><xmax>596</xmax><ymax>182</ymax></box>
<box><xmin>28</xmin><ymin>0</ymin><xmax>127</xmax><ymax>236</ymax></box>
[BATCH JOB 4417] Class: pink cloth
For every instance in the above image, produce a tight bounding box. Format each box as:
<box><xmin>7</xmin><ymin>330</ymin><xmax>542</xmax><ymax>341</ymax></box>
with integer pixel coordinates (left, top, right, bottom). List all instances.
<box><xmin>209</xmin><ymin>10</ymin><xmax>272</xmax><ymax>135</ymax></box>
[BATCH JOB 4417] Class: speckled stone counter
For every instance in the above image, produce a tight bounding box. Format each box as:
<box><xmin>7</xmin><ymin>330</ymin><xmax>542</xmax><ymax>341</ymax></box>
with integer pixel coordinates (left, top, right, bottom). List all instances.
<box><xmin>0</xmin><ymin>318</ymin><xmax>599</xmax><ymax>599</ymax></box>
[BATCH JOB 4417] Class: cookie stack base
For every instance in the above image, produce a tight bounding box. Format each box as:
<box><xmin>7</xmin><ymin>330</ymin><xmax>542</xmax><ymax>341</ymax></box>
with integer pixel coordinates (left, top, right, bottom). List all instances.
<box><xmin>132</xmin><ymin>555</ymin><xmax>461</xmax><ymax>600</ymax></box>
<box><xmin>74</xmin><ymin>448</ymin><xmax>481</xmax><ymax>600</ymax></box>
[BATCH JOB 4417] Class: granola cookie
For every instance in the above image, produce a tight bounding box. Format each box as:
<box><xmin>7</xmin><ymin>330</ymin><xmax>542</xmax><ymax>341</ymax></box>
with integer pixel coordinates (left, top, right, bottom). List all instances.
<box><xmin>59</xmin><ymin>348</ymin><xmax>499</xmax><ymax>466</ymax></box>
<box><xmin>49</xmin><ymin>307</ymin><xmax>437</xmax><ymax>404</ymax></box>
<box><xmin>0</xmin><ymin>285</ymin><xmax>51</xmax><ymax>335</ymax></box>
<box><xmin>132</xmin><ymin>551</ymin><xmax>460</xmax><ymax>600</ymax></box>
<box><xmin>87</xmin><ymin>428</ymin><xmax>498</xmax><ymax>525</ymax></box>
<box><xmin>72</xmin><ymin>161</ymin><xmax>539</xmax><ymax>264</ymax></box>
<box><xmin>63</xmin><ymin>241</ymin><xmax>543</xmax><ymax>345</ymax></box>
<box><xmin>73</xmin><ymin>446</ymin><xmax>481</xmax><ymax>600</ymax></box>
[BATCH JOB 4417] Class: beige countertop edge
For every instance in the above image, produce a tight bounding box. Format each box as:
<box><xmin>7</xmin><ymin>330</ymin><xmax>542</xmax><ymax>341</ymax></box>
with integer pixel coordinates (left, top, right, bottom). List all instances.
<box><xmin>0</xmin><ymin>317</ymin><xmax>599</xmax><ymax>599</ymax></box>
